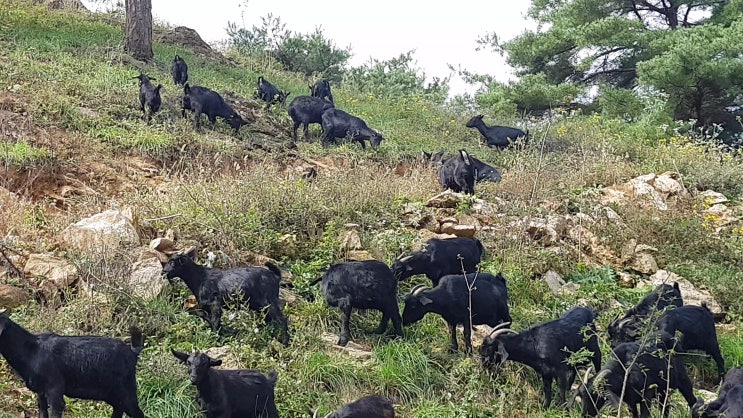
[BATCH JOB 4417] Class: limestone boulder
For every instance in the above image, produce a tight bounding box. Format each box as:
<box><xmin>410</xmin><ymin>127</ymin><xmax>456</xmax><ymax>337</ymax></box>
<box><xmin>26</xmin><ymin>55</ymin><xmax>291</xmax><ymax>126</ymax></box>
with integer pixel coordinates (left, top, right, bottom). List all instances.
<box><xmin>62</xmin><ymin>209</ymin><xmax>140</xmax><ymax>252</ymax></box>
<box><xmin>24</xmin><ymin>253</ymin><xmax>78</xmax><ymax>289</ymax></box>
<box><xmin>0</xmin><ymin>284</ymin><xmax>30</xmax><ymax>308</ymax></box>
<box><xmin>653</xmin><ymin>172</ymin><xmax>686</xmax><ymax>197</ymax></box>
<box><xmin>699</xmin><ymin>190</ymin><xmax>728</xmax><ymax>205</ymax></box>
<box><xmin>128</xmin><ymin>257</ymin><xmax>166</xmax><ymax>300</ymax></box>
<box><xmin>321</xmin><ymin>332</ymin><xmax>373</xmax><ymax>359</ymax></box>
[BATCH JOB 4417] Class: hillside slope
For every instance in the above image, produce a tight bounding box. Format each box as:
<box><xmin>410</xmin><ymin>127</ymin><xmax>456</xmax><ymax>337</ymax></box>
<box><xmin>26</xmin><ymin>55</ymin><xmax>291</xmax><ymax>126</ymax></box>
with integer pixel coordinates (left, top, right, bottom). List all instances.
<box><xmin>0</xmin><ymin>2</ymin><xmax>742</xmax><ymax>417</ymax></box>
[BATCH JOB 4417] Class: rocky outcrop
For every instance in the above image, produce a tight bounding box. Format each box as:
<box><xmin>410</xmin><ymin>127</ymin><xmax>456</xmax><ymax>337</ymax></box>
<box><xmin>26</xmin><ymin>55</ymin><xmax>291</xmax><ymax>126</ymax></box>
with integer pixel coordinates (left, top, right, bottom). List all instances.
<box><xmin>62</xmin><ymin>209</ymin><xmax>140</xmax><ymax>253</ymax></box>
<box><xmin>641</xmin><ymin>270</ymin><xmax>724</xmax><ymax>316</ymax></box>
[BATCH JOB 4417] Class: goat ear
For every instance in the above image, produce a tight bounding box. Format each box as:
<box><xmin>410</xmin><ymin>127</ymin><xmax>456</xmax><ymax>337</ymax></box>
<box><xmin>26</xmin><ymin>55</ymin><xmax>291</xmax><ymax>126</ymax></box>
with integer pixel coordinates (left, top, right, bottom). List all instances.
<box><xmin>419</xmin><ymin>295</ymin><xmax>433</xmax><ymax>305</ymax></box>
<box><xmin>171</xmin><ymin>349</ymin><xmax>189</xmax><ymax>363</ymax></box>
<box><xmin>209</xmin><ymin>358</ymin><xmax>222</xmax><ymax>367</ymax></box>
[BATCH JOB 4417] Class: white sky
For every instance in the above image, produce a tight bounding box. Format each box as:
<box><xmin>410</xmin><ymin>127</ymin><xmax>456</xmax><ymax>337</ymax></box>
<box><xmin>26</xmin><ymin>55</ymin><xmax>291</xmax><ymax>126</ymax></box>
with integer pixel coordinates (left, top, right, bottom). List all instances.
<box><xmin>83</xmin><ymin>0</ymin><xmax>535</xmax><ymax>96</ymax></box>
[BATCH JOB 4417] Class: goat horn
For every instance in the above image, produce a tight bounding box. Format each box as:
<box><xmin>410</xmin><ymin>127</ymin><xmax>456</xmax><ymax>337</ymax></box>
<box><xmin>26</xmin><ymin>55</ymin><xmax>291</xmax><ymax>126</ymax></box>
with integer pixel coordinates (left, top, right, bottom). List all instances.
<box><xmin>594</xmin><ymin>369</ymin><xmax>612</xmax><ymax>385</ymax></box>
<box><xmin>410</xmin><ymin>285</ymin><xmax>428</xmax><ymax>296</ymax></box>
<box><xmin>488</xmin><ymin>327</ymin><xmax>518</xmax><ymax>339</ymax></box>
<box><xmin>492</xmin><ymin>322</ymin><xmax>512</xmax><ymax>331</ymax></box>
<box><xmin>0</xmin><ymin>308</ymin><xmax>6</xmax><ymax>314</ymax></box>
<box><xmin>398</xmin><ymin>255</ymin><xmax>413</xmax><ymax>262</ymax></box>
<box><xmin>567</xmin><ymin>365</ymin><xmax>594</xmax><ymax>408</ymax></box>
<box><xmin>617</xmin><ymin>317</ymin><xmax>634</xmax><ymax>328</ymax></box>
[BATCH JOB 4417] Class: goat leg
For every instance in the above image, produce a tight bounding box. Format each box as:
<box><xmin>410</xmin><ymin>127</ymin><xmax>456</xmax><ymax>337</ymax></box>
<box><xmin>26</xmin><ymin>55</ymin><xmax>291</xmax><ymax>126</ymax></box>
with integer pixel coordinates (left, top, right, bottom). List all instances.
<box><xmin>448</xmin><ymin>323</ymin><xmax>459</xmax><ymax>353</ymax></box>
<box><xmin>338</xmin><ymin>299</ymin><xmax>352</xmax><ymax>346</ymax></box>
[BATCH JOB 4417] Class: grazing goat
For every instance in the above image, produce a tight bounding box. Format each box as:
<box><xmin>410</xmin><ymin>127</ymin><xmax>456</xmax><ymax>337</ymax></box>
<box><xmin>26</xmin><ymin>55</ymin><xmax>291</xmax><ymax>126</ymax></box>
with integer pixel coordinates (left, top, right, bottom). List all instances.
<box><xmin>438</xmin><ymin>149</ymin><xmax>476</xmax><ymax>194</ymax></box>
<box><xmin>580</xmin><ymin>335</ymin><xmax>696</xmax><ymax>418</ymax></box>
<box><xmin>392</xmin><ymin>237</ymin><xmax>484</xmax><ymax>286</ymax></box>
<box><xmin>162</xmin><ymin>249</ymin><xmax>289</xmax><ymax>345</ymax></box>
<box><xmin>480</xmin><ymin>307</ymin><xmax>601</xmax><ymax>408</ymax></box>
<box><xmin>465</xmin><ymin>114</ymin><xmax>528</xmax><ymax>149</ymax></box>
<box><xmin>608</xmin><ymin>282</ymin><xmax>683</xmax><ymax>345</ymax></box>
<box><xmin>287</xmin><ymin>95</ymin><xmax>335</xmax><ymax>141</ymax></box>
<box><xmin>609</xmin><ymin>304</ymin><xmax>725</xmax><ymax>377</ymax></box>
<box><xmin>693</xmin><ymin>368</ymin><xmax>743</xmax><ymax>418</ymax></box>
<box><xmin>402</xmin><ymin>272</ymin><xmax>511</xmax><ymax>353</ymax></box>
<box><xmin>254</xmin><ymin>76</ymin><xmax>290</xmax><ymax>110</ymax></box>
<box><xmin>321</xmin><ymin>108</ymin><xmax>385</xmax><ymax>150</ymax></box>
<box><xmin>309</xmin><ymin>260</ymin><xmax>402</xmax><ymax>346</ymax></box>
<box><xmin>171</xmin><ymin>55</ymin><xmax>189</xmax><ymax>86</ymax></box>
<box><xmin>423</xmin><ymin>151</ymin><xmax>502</xmax><ymax>183</ymax></box>
<box><xmin>315</xmin><ymin>395</ymin><xmax>395</xmax><ymax>418</ymax></box>
<box><xmin>0</xmin><ymin>311</ymin><xmax>145</xmax><ymax>418</ymax></box>
<box><xmin>182</xmin><ymin>83</ymin><xmax>248</xmax><ymax>133</ymax></box>
<box><xmin>134</xmin><ymin>73</ymin><xmax>162</xmax><ymax>123</ymax></box>
<box><xmin>172</xmin><ymin>350</ymin><xmax>279</xmax><ymax>418</ymax></box>
<box><xmin>309</xmin><ymin>79</ymin><xmax>334</xmax><ymax>104</ymax></box>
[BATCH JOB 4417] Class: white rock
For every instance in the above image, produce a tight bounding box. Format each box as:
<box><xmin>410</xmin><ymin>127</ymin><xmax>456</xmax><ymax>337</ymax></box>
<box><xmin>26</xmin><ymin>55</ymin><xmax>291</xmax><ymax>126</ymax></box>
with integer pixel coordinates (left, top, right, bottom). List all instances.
<box><xmin>699</xmin><ymin>190</ymin><xmax>728</xmax><ymax>205</ymax></box>
<box><xmin>543</xmin><ymin>270</ymin><xmax>566</xmax><ymax>294</ymax></box>
<box><xmin>62</xmin><ymin>209</ymin><xmax>139</xmax><ymax>252</ymax></box>
<box><xmin>646</xmin><ymin>270</ymin><xmax>724</xmax><ymax>315</ymax></box>
<box><xmin>24</xmin><ymin>253</ymin><xmax>78</xmax><ymax>289</ymax></box>
<box><xmin>128</xmin><ymin>257</ymin><xmax>165</xmax><ymax>300</ymax></box>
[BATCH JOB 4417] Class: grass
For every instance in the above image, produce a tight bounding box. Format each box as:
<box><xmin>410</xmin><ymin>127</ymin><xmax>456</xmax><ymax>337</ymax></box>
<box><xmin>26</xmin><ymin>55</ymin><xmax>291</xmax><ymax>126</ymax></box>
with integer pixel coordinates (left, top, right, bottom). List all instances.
<box><xmin>0</xmin><ymin>1</ymin><xmax>742</xmax><ymax>417</ymax></box>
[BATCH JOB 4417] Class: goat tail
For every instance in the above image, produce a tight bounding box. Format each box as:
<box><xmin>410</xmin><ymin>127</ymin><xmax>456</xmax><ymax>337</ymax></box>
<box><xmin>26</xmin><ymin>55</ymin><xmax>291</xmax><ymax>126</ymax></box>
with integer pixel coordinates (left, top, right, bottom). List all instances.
<box><xmin>308</xmin><ymin>276</ymin><xmax>323</xmax><ymax>286</ymax></box>
<box><xmin>129</xmin><ymin>326</ymin><xmax>144</xmax><ymax>355</ymax></box>
<box><xmin>267</xmin><ymin>370</ymin><xmax>278</xmax><ymax>386</ymax></box>
<box><xmin>265</xmin><ymin>261</ymin><xmax>282</xmax><ymax>278</ymax></box>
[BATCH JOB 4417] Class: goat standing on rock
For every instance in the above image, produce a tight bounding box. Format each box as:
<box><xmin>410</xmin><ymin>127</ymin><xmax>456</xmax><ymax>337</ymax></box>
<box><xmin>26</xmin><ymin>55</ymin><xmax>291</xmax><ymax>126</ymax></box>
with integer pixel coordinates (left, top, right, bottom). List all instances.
<box><xmin>162</xmin><ymin>249</ymin><xmax>289</xmax><ymax>345</ymax></box>
<box><xmin>0</xmin><ymin>310</ymin><xmax>146</xmax><ymax>418</ymax></box>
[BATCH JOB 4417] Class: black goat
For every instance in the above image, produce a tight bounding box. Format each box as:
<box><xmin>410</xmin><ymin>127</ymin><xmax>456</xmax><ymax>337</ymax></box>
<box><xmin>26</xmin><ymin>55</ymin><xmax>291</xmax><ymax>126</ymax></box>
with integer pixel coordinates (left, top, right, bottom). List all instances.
<box><xmin>465</xmin><ymin>114</ymin><xmax>528</xmax><ymax>149</ymax></box>
<box><xmin>438</xmin><ymin>149</ymin><xmax>476</xmax><ymax>194</ymax></box>
<box><xmin>609</xmin><ymin>304</ymin><xmax>724</xmax><ymax>377</ymax></box>
<box><xmin>134</xmin><ymin>73</ymin><xmax>162</xmax><ymax>123</ymax></box>
<box><xmin>391</xmin><ymin>237</ymin><xmax>484</xmax><ymax>286</ymax></box>
<box><xmin>316</xmin><ymin>395</ymin><xmax>395</xmax><ymax>418</ymax></box>
<box><xmin>287</xmin><ymin>95</ymin><xmax>335</xmax><ymax>141</ymax></box>
<box><xmin>480</xmin><ymin>307</ymin><xmax>601</xmax><ymax>408</ymax></box>
<box><xmin>309</xmin><ymin>260</ymin><xmax>402</xmax><ymax>346</ymax></box>
<box><xmin>402</xmin><ymin>272</ymin><xmax>511</xmax><ymax>353</ymax></box>
<box><xmin>693</xmin><ymin>368</ymin><xmax>743</xmax><ymax>418</ymax></box>
<box><xmin>423</xmin><ymin>151</ymin><xmax>502</xmax><ymax>183</ymax></box>
<box><xmin>172</xmin><ymin>350</ymin><xmax>279</xmax><ymax>418</ymax></box>
<box><xmin>321</xmin><ymin>108</ymin><xmax>385</xmax><ymax>150</ymax></box>
<box><xmin>162</xmin><ymin>249</ymin><xmax>289</xmax><ymax>345</ymax></box>
<box><xmin>580</xmin><ymin>336</ymin><xmax>696</xmax><ymax>418</ymax></box>
<box><xmin>254</xmin><ymin>76</ymin><xmax>290</xmax><ymax>110</ymax></box>
<box><xmin>0</xmin><ymin>312</ymin><xmax>145</xmax><ymax>418</ymax></box>
<box><xmin>608</xmin><ymin>282</ymin><xmax>683</xmax><ymax>345</ymax></box>
<box><xmin>171</xmin><ymin>55</ymin><xmax>188</xmax><ymax>86</ymax></box>
<box><xmin>309</xmin><ymin>79</ymin><xmax>334</xmax><ymax>104</ymax></box>
<box><xmin>182</xmin><ymin>83</ymin><xmax>248</xmax><ymax>133</ymax></box>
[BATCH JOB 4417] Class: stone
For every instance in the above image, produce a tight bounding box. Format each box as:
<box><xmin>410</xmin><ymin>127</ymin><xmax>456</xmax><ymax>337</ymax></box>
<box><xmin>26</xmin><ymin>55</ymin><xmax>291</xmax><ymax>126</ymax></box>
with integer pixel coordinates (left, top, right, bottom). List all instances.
<box><xmin>543</xmin><ymin>270</ymin><xmax>566</xmax><ymax>294</ymax></box>
<box><xmin>149</xmin><ymin>237</ymin><xmax>175</xmax><ymax>252</ymax></box>
<box><xmin>631</xmin><ymin>181</ymin><xmax>668</xmax><ymax>211</ymax></box>
<box><xmin>321</xmin><ymin>332</ymin><xmax>373</xmax><ymax>359</ymax></box>
<box><xmin>653</xmin><ymin>172</ymin><xmax>686</xmax><ymax>197</ymax></box>
<box><xmin>703</xmin><ymin>204</ymin><xmax>737</xmax><ymax>228</ymax></box>
<box><xmin>635</xmin><ymin>244</ymin><xmax>658</xmax><ymax>253</ymax></box>
<box><xmin>279</xmin><ymin>288</ymin><xmax>297</xmax><ymax>306</ymax></box>
<box><xmin>128</xmin><ymin>257</ymin><xmax>165</xmax><ymax>300</ymax></box>
<box><xmin>425</xmin><ymin>190</ymin><xmax>464</xmax><ymax>208</ymax></box>
<box><xmin>559</xmin><ymin>282</ymin><xmax>581</xmax><ymax>296</ymax></box>
<box><xmin>0</xmin><ymin>284</ymin><xmax>30</xmax><ymax>308</ymax></box>
<box><xmin>629</xmin><ymin>252</ymin><xmax>659</xmax><ymax>275</ymax></box>
<box><xmin>204</xmin><ymin>345</ymin><xmax>240</xmax><ymax>369</ymax></box>
<box><xmin>699</xmin><ymin>190</ymin><xmax>728</xmax><ymax>205</ymax></box>
<box><xmin>646</xmin><ymin>270</ymin><xmax>724</xmax><ymax>316</ymax></box>
<box><xmin>525</xmin><ymin>218</ymin><xmax>559</xmax><ymax>245</ymax></box>
<box><xmin>345</xmin><ymin>250</ymin><xmax>375</xmax><ymax>261</ymax></box>
<box><xmin>441</xmin><ymin>224</ymin><xmax>476</xmax><ymax>238</ymax></box>
<box><xmin>62</xmin><ymin>209</ymin><xmax>140</xmax><ymax>252</ymax></box>
<box><xmin>617</xmin><ymin>271</ymin><xmax>636</xmax><ymax>288</ymax></box>
<box><xmin>339</xmin><ymin>230</ymin><xmax>362</xmax><ymax>251</ymax></box>
<box><xmin>24</xmin><ymin>253</ymin><xmax>78</xmax><ymax>289</ymax></box>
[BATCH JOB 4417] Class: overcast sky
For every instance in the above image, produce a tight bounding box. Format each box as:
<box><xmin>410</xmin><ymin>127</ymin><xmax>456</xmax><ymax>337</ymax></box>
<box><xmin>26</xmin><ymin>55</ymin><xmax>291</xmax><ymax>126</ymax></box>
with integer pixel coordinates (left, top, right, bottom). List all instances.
<box><xmin>83</xmin><ymin>0</ymin><xmax>535</xmax><ymax>96</ymax></box>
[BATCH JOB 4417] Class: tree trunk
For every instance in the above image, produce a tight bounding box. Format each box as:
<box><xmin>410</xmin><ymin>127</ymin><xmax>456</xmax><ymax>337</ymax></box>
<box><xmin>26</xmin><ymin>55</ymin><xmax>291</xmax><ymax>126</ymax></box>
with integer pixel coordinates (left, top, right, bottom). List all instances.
<box><xmin>124</xmin><ymin>0</ymin><xmax>153</xmax><ymax>61</ymax></box>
